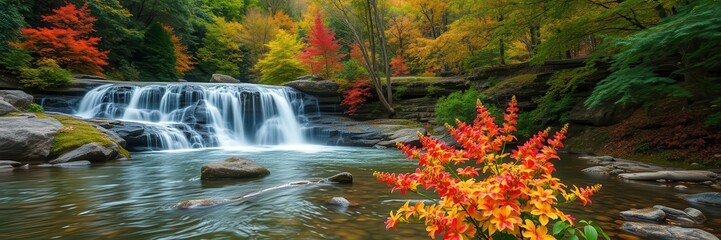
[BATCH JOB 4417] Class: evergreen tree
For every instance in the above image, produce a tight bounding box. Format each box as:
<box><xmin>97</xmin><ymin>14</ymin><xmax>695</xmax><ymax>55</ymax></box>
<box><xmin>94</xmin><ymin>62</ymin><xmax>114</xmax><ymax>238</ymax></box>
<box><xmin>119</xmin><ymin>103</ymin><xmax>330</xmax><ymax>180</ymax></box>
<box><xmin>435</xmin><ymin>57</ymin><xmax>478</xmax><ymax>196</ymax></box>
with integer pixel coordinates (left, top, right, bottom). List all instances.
<box><xmin>255</xmin><ymin>31</ymin><xmax>306</xmax><ymax>85</ymax></box>
<box><xmin>136</xmin><ymin>23</ymin><xmax>178</xmax><ymax>81</ymax></box>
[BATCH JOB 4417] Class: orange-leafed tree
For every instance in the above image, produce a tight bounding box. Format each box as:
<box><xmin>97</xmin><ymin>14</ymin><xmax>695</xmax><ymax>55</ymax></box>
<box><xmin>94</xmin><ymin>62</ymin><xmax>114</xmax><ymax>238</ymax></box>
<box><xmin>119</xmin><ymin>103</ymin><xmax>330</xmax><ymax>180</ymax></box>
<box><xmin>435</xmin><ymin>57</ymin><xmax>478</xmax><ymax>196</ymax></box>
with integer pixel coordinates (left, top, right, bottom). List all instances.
<box><xmin>298</xmin><ymin>13</ymin><xmax>344</xmax><ymax>79</ymax></box>
<box><xmin>14</xmin><ymin>3</ymin><xmax>108</xmax><ymax>75</ymax></box>
<box><xmin>162</xmin><ymin>25</ymin><xmax>194</xmax><ymax>75</ymax></box>
<box><xmin>390</xmin><ymin>55</ymin><xmax>410</xmax><ymax>76</ymax></box>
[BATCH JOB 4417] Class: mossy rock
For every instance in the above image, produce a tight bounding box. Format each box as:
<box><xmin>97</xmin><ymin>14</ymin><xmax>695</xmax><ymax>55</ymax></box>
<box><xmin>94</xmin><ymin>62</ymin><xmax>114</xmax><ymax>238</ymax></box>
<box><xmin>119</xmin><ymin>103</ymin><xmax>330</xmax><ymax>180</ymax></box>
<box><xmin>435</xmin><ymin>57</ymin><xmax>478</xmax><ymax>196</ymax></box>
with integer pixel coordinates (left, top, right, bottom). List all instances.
<box><xmin>47</xmin><ymin>114</ymin><xmax>130</xmax><ymax>158</ymax></box>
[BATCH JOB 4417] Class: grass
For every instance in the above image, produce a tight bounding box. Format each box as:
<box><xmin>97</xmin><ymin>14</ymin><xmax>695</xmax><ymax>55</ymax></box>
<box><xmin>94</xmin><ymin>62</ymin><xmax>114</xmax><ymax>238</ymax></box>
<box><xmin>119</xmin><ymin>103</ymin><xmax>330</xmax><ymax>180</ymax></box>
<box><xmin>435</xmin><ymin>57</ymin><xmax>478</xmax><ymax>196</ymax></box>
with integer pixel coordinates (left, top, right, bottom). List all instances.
<box><xmin>47</xmin><ymin>114</ymin><xmax>130</xmax><ymax>158</ymax></box>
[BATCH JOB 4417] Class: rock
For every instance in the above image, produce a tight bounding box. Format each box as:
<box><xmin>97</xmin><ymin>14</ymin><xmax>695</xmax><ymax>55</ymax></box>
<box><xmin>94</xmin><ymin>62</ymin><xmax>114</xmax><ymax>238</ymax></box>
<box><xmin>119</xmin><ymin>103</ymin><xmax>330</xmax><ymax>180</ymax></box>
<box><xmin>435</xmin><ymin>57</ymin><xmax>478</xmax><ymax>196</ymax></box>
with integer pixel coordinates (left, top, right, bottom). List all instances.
<box><xmin>200</xmin><ymin>157</ymin><xmax>269</xmax><ymax>180</ymax></box>
<box><xmin>49</xmin><ymin>143</ymin><xmax>118</xmax><ymax>164</ymax></box>
<box><xmin>582</xmin><ymin>166</ymin><xmax>612</xmax><ymax>175</ymax></box>
<box><xmin>621</xmin><ymin>222</ymin><xmax>718</xmax><ymax>240</ymax></box>
<box><xmin>284</xmin><ymin>79</ymin><xmax>339</xmax><ymax>97</ymax></box>
<box><xmin>620</xmin><ymin>208</ymin><xmax>666</xmax><ymax>222</ymax></box>
<box><xmin>569</xmin><ymin>101</ymin><xmax>637</xmax><ymax>126</ymax></box>
<box><xmin>619</xmin><ymin>171</ymin><xmax>718</xmax><ymax>182</ymax></box>
<box><xmin>0</xmin><ymin>100</ymin><xmax>17</xmax><ymax>115</ymax></box>
<box><xmin>610</xmin><ymin>169</ymin><xmax>626</xmax><ymax>175</ymax></box>
<box><xmin>209</xmin><ymin>74</ymin><xmax>240</xmax><ymax>83</ymax></box>
<box><xmin>675</xmin><ymin>185</ymin><xmax>688</xmax><ymax>190</ymax></box>
<box><xmin>52</xmin><ymin>160</ymin><xmax>91</xmax><ymax>167</ymax></box>
<box><xmin>0</xmin><ymin>160</ymin><xmax>23</xmax><ymax>167</ymax></box>
<box><xmin>328</xmin><ymin>197</ymin><xmax>354</xmax><ymax>208</ymax></box>
<box><xmin>684</xmin><ymin>208</ymin><xmax>706</xmax><ymax>224</ymax></box>
<box><xmin>327</xmin><ymin>172</ymin><xmax>353</xmax><ymax>183</ymax></box>
<box><xmin>177</xmin><ymin>198</ymin><xmax>229</xmax><ymax>209</ymax></box>
<box><xmin>0</xmin><ymin>90</ymin><xmax>33</xmax><ymax>108</ymax></box>
<box><xmin>375</xmin><ymin>128</ymin><xmax>424</xmax><ymax>148</ymax></box>
<box><xmin>683</xmin><ymin>192</ymin><xmax>721</xmax><ymax>206</ymax></box>
<box><xmin>0</xmin><ymin>117</ymin><xmax>63</xmax><ymax>163</ymax></box>
<box><xmin>295</xmin><ymin>75</ymin><xmax>325</xmax><ymax>81</ymax></box>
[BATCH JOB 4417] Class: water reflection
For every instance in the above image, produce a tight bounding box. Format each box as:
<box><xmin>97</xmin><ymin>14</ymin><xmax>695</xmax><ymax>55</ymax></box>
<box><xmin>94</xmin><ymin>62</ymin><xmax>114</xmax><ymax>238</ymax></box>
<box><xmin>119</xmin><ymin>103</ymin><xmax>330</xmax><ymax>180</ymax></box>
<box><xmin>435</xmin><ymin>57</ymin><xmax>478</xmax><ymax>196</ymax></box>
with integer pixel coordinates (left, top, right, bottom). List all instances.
<box><xmin>0</xmin><ymin>148</ymin><xmax>719</xmax><ymax>239</ymax></box>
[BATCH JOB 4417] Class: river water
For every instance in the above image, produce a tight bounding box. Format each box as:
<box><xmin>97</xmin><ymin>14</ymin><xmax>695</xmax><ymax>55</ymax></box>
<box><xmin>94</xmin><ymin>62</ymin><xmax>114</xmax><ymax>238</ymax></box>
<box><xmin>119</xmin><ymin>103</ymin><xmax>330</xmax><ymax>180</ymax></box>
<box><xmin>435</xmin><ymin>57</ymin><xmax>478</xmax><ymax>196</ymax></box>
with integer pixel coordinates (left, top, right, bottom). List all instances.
<box><xmin>1</xmin><ymin>146</ymin><xmax>719</xmax><ymax>239</ymax></box>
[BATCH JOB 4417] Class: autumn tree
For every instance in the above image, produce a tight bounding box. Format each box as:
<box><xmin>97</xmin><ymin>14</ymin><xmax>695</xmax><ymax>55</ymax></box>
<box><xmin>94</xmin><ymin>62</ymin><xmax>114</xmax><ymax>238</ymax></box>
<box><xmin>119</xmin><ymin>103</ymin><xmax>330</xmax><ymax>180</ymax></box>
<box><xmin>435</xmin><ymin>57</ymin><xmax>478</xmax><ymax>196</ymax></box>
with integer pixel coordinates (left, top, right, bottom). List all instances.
<box><xmin>135</xmin><ymin>23</ymin><xmax>178</xmax><ymax>81</ymax></box>
<box><xmin>255</xmin><ymin>31</ymin><xmax>307</xmax><ymax>85</ymax></box>
<box><xmin>162</xmin><ymin>25</ymin><xmax>194</xmax><ymax>75</ymax></box>
<box><xmin>385</xmin><ymin>15</ymin><xmax>421</xmax><ymax>57</ymax></box>
<box><xmin>298</xmin><ymin>13</ymin><xmax>344</xmax><ymax>79</ymax></box>
<box><xmin>390</xmin><ymin>55</ymin><xmax>409</xmax><ymax>76</ymax></box>
<box><xmin>196</xmin><ymin>17</ymin><xmax>248</xmax><ymax>78</ymax></box>
<box><xmin>14</xmin><ymin>3</ymin><xmax>108</xmax><ymax>75</ymax></box>
<box><xmin>240</xmin><ymin>9</ymin><xmax>279</xmax><ymax>65</ymax></box>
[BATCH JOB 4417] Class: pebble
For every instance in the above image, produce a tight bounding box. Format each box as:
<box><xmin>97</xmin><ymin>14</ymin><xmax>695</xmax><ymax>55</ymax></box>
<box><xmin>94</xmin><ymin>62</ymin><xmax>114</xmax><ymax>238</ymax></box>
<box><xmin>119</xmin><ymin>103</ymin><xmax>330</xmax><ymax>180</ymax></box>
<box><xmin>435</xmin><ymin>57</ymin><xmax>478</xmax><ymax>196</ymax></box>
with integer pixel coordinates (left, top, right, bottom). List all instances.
<box><xmin>674</xmin><ymin>185</ymin><xmax>688</xmax><ymax>190</ymax></box>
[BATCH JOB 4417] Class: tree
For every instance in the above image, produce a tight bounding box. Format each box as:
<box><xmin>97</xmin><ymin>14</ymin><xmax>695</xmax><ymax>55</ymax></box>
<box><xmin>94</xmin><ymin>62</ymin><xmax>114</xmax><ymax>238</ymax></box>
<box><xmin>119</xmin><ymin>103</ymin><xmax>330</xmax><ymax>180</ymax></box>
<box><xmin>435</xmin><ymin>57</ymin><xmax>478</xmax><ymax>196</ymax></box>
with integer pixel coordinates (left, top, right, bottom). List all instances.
<box><xmin>0</xmin><ymin>0</ymin><xmax>28</xmax><ymax>51</ymax></box>
<box><xmin>162</xmin><ymin>25</ymin><xmax>194</xmax><ymax>75</ymax></box>
<box><xmin>14</xmin><ymin>3</ymin><xmax>108</xmax><ymax>75</ymax></box>
<box><xmin>202</xmin><ymin>0</ymin><xmax>245</xmax><ymax>21</ymax></box>
<box><xmin>240</xmin><ymin>9</ymin><xmax>279</xmax><ymax>65</ymax></box>
<box><xmin>196</xmin><ymin>16</ymin><xmax>248</xmax><ymax>78</ymax></box>
<box><xmin>389</xmin><ymin>55</ymin><xmax>409</xmax><ymax>76</ymax></box>
<box><xmin>255</xmin><ymin>31</ymin><xmax>307</xmax><ymax>85</ymax></box>
<box><xmin>298</xmin><ymin>13</ymin><xmax>344</xmax><ymax>78</ymax></box>
<box><xmin>135</xmin><ymin>23</ymin><xmax>178</xmax><ymax>81</ymax></box>
<box><xmin>385</xmin><ymin>15</ymin><xmax>421</xmax><ymax>57</ymax></box>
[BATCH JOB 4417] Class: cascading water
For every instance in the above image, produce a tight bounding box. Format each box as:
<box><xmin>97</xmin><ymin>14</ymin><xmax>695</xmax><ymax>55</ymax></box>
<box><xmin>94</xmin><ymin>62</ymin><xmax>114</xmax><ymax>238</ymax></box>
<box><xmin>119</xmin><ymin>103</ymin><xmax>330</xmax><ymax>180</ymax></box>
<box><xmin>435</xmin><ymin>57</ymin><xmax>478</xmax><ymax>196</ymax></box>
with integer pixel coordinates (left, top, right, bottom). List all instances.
<box><xmin>75</xmin><ymin>83</ymin><xmax>318</xmax><ymax>150</ymax></box>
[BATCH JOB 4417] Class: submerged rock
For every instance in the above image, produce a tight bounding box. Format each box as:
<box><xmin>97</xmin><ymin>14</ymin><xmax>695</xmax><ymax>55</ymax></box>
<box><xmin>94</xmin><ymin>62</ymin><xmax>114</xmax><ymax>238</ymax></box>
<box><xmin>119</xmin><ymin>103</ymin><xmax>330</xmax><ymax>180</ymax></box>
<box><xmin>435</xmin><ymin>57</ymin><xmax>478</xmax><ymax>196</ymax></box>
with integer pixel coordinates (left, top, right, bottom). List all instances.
<box><xmin>619</xmin><ymin>170</ymin><xmax>718</xmax><ymax>182</ymax></box>
<box><xmin>0</xmin><ymin>117</ymin><xmax>63</xmax><ymax>163</ymax></box>
<box><xmin>621</xmin><ymin>222</ymin><xmax>718</xmax><ymax>240</ymax></box>
<box><xmin>327</xmin><ymin>172</ymin><xmax>353</xmax><ymax>183</ymax></box>
<box><xmin>683</xmin><ymin>192</ymin><xmax>721</xmax><ymax>206</ymax></box>
<box><xmin>620</xmin><ymin>208</ymin><xmax>666</xmax><ymax>222</ymax></box>
<box><xmin>581</xmin><ymin>166</ymin><xmax>613</xmax><ymax>175</ymax></box>
<box><xmin>52</xmin><ymin>160</ymin><xmax>91</xmax><ymax>167</ymax></box>
<box><xmin>50</xmin><ymin>142</ymin><xmax>119</xmax><ymax>164</ymax></box>
<box><xmin>327</xmin><ymin>197</ymin><xmax>359</xmax><ymax>208</ymax></box>
<box><xmin>200</xmin><ymin>157</ymin><xmax>270</xmax><ymax>180</ymax></box>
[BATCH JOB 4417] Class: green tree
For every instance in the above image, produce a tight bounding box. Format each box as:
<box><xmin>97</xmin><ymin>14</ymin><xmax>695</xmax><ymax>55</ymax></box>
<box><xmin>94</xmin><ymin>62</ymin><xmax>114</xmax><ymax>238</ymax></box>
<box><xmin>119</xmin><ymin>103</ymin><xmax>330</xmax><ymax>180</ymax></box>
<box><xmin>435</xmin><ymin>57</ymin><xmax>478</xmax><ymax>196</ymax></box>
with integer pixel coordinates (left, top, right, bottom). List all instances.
<box><xmin>0</xmin><ymin>0</ymin><xmax>28</xmax><ymax>51</ymax></box>
<box><xmin>255</xmin><ymin>31</ymin><xmax>306</xmax><ymax>85</ymax></box>
<box><xmin>136</xmin><ymin>23</ymin><xmax>178</xmax><ymax>81</ymax></box>
<box><xmin>195</xmin><ymin>16</ymin><xmax>249</xmax><ymax>79</ymax></box>
<box><xmin>202</xmin><ymin>0</ymin><xmax>245</xmax><ymax>21</ymax></box>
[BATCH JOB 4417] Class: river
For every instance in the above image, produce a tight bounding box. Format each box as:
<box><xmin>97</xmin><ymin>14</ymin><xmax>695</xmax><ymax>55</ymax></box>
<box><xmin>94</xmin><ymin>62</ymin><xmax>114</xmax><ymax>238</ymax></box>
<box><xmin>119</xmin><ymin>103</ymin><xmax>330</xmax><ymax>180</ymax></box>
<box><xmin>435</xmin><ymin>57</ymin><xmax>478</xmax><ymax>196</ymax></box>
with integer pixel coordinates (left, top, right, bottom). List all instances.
<box><xmin>1</xmin><ymin>146</ymin><xmax>719</xmax><ymax>239</ymax></box>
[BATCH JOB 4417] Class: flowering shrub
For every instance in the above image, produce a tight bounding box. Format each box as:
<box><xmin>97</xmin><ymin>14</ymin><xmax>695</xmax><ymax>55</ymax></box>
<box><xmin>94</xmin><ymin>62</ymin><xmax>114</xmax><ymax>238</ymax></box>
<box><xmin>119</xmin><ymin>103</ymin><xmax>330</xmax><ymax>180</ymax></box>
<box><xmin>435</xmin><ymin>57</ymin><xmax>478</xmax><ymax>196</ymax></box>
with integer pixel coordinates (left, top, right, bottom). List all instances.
<box><xmin>374</xmin><ymin>97</ymin><xmax>606</xmax><ymax>240</ymax></box>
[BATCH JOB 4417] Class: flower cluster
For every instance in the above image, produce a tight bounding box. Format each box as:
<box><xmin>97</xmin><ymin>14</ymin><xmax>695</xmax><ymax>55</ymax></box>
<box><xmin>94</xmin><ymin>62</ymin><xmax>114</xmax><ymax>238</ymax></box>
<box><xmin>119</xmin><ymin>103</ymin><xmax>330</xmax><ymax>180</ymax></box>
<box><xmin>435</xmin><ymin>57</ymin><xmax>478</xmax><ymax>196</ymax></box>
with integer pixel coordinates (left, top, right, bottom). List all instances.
<box><xmin>374</xmin><ymin>97</ymin><xmax>603</xmax><ymax>239</ymax></box>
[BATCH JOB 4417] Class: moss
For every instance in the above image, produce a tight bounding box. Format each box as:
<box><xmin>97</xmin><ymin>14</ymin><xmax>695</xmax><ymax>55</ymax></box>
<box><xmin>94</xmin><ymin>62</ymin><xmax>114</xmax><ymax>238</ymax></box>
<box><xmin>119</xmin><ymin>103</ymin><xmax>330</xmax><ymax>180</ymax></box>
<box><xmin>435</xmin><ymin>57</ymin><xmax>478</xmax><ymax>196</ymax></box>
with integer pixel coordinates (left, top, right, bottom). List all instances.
<box><xmin>482</xmin><ymin>74</ymin><xmax>536</xmax><ymax>96</ymax></box>
<box><xmin>49</xmin><ymin>115</ymin><xmax>129</xmax><ymax>158</ymax></box>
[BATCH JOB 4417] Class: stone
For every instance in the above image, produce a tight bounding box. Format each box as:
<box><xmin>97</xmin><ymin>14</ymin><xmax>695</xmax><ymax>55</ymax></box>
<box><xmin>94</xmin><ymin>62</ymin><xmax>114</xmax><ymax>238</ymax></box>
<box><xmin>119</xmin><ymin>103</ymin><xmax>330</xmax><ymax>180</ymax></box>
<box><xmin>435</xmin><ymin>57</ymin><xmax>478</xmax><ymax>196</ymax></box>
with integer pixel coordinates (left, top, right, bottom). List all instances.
<box><xmin>652</xmin><ymin>205</ymin><xmax>704</xmax><ymax>224</ymax></box>
<box><xmin>327</xmin><ymin>172</ymin><xmax>353</xmax><ymax>183</ymax></box>
<box><xmin>209</xmin><ymin>74</ymin><xmax>240</xmax><ymax>83</ymax></box>
<box><xmin>621</xmin><ymin>222</ymin><xmax>718</xmax><ymax>240</ymax></box>
<box><xmin>0</xmin><ymin>160</ymin><xmax>23</xmax><ymax>167</ymax></box>
<box><xmin>52</xmin><ymin>160</ymin><xmax>91</xmax><ymax>167</ymax></box>
<box><xmin>610</xmin><ymin>169</ymin><xmax>626</xmax><ymax>175</ymax></box>
<box><xmin>620</xmin><ymin>208</ymin><xmax>666</xmax><ymax>222</ymax></box>
<box><xmin>284</xmin><ymin>79</ymin><xmax>339</xmax><ymax>97</ymax></box>
<box><xmin>683</xmin><ymin>192</ymin><xmax>721</xmax><ymax>206</ymax></box>
<box><xmin>50</xmin><ymin>143</ymin><xmax>118</xmax><ymax>164</ymax></box>
<box><xmin>0</xmin><ymin>117</ymin><xmax>63</xmax><ymax>163</ymax></box>
<box><xmin>375</xmin><ymin>128</ymin><xmax>424</xmax><ymax>148</ymax></box>
<box><xmin>327</xmin><ymin>197</ymin><xmax>354</xmax><ymax>208</ymax></box>
<box><xmin>581</xmin><ymin>166</ymin><xmax>612</xmax><ymax>175</ymax></box>
<box><xmin>618</xmin><ymin>171</ymin><xmax>718</xmax><ymax>182</ymax></box>
<box><xmin>0</xmin><ymin>90</ymin><xmax>33</xmax><ymax>108</ymax></box>
<box><xmin>200</xmin><ymin>157</ymin><xmax>269</xmax><ymax>180</ymax></box>
<box><xmin>675</xmin><ymin>185</ymin><xmax>688</xmax><ymax>190</ymax></box>
<box><xmin>294</xmin><ymin>75</ymin><xmax>324</xmax><ymax>81</ymax></box>
<box><xmin>569</xmin><ymin>101</ymin><xmax>637</xmax><ymax>126</ymax></box>
<box><xmin>0</xmin><ymin>100</ymin><xmax>17</xmax><ymax>115</ymax></box>
<box><xmin>684</xmin><ymin>208</ymin><xmax>706</xmax><ymax>224</ymax></box>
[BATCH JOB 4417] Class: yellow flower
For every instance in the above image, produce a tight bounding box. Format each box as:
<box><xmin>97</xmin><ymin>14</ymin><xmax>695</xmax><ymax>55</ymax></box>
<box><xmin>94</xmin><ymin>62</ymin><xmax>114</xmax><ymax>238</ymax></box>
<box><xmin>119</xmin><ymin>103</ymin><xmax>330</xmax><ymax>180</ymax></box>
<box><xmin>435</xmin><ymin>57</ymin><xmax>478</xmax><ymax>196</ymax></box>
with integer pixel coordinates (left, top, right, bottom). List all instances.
<box><xmin>522</xmin><ymin>219</ymin><xmax>555</xmax><ymax>240</ymax></box>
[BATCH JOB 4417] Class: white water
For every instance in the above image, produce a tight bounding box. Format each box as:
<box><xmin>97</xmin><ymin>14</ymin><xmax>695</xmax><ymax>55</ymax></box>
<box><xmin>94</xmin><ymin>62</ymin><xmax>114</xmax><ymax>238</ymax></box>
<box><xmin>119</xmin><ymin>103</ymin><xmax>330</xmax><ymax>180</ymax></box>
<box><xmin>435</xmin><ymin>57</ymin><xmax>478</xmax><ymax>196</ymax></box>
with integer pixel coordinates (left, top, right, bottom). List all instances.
<box><xmin>75</xmin><ymin>83</ymin><xmax>317</xmax><ymax>150</ymax></box>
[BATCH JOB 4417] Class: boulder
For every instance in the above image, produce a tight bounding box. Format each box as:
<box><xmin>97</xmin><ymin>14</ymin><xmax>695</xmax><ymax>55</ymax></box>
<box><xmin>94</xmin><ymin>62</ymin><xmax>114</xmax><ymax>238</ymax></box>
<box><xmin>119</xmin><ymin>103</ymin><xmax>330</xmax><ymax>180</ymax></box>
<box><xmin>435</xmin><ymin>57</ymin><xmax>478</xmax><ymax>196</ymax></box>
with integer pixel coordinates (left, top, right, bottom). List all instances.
<box><xmin>209</xmin><ymin>74</ymin><xmax>240</xmax><ymax>83</ymax></box>
<box><xmin>569</xmin><ymin>101</ymin><xmax>637</xmax><ymax>126</ymax></box>
<box><xmin>0</xmin><ymin>90</ymin><xmax>33</xmax><ymax>108</ymax></box>
<box><xmin>284</xmin><ymin>79</ymin><xmax>339</xmax><ymax>97</ymax></box>
<box><xmin>684</xmin><ymin>208</ymin><xmax>706</xmax><ymax>224</ymax></box>
<box><xmin>621</xmin><ymin>222</ymin><xmax>718</xmax><ymax>240</ymax></box>
<box><xmin>683</xmin><ymin>192</ymin><xmax>721</xmax><ymax>206</ymax></box>
<box><xmin>581</xmin><ymin>166</ymin><xmax>613</xmax><ymax>175</ymax></box>
<box><xmin>620</xmin><ymin>208</ymin><xmax>666</xmax><ymax>222</ymax></box>
<box><xmin>0</xmin><ymin>100</ymin><xmax>17</xmax><ymax>115</ymax></box>
<box><xmin>618</xmin><ymin>171</ymin><xmax>718</xmax><ymax>182</ymax></box>
<box><xmin>327</xmin><ymin>172</ymin><xmax>353</xmax><ymax>183</ymax></box>
<box><xmin>50</xmin><ymin>142</ymin><xmax>119</xmax><ymax>164</ymax></box>
<box><xmin>201</xmin><ymin>157</ymin><xmax>269</xmax><ymax>179</ymax></box>
<box><xmin>0</xmin><ymin>117</ymin><xmax>63</xmax><ymax>163</ymax></box>
<box><xmin>0</xmin><ymin>160</ymin><xmax>23</xmax><ymax>167</ymax></box>
<box><xmin>375</xmin><ymin>128</ymin><xmax>424</xmax><ymax>148</ymax></box>
<box><xmin>653</xmin><ymin>205</ymin><xmax>705</xmax><ymax>224</ymax></box>
<box><xmin>327</xmin><ymin>197</ymin><xmax>357</xmax><ymax>208</ymax></box>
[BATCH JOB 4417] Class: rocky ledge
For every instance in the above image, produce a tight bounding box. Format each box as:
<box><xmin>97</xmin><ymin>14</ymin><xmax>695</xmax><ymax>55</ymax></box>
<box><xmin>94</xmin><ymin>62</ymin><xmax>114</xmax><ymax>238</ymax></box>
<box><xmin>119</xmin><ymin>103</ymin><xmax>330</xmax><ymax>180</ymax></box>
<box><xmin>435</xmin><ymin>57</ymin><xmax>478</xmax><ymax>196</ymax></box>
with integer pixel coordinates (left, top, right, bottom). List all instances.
<box><xmin>579</xmin><ymin>155</ymin><xmax>719</xmax><ymax>183</ymax></box>
<box><xmin>307</xmin><ymin>116</ymin><xmax>426</xmax><ymax>148</ymax></box>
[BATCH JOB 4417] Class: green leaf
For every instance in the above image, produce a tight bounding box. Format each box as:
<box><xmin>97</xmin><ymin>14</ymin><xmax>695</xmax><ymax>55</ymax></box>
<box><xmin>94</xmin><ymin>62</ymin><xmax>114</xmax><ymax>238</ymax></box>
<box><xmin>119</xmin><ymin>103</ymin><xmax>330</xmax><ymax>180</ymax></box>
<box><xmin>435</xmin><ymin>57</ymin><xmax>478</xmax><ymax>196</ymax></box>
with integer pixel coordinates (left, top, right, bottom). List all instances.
<box><xmin>594</xmin><ymin>225</ymin><xmax>610</xmax><ymax>240</ymax></box>
<box><xmin>552</xmin><ymin>221</ymin><xmax>567</xmax><ymax>235</ymax></box>
<box><xmin>583</xmin><ymin>225</ymin><xmax>598</xmax><ymax>240</ymax></box>
<box><xmin>569</xmin><ymin>235</ymin><xmax>580</xmax><ymax>240</ymax></box>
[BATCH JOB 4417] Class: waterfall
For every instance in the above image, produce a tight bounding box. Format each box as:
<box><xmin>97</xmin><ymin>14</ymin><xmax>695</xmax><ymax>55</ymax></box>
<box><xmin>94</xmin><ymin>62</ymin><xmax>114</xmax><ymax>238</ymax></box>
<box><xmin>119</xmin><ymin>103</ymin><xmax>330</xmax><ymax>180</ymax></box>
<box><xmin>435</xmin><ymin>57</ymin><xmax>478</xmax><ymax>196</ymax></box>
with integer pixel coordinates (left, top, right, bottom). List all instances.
<box><xmin>75</xmin><ymin>83</ymin><xmax>317</xmax><ymax>150</ymax></box>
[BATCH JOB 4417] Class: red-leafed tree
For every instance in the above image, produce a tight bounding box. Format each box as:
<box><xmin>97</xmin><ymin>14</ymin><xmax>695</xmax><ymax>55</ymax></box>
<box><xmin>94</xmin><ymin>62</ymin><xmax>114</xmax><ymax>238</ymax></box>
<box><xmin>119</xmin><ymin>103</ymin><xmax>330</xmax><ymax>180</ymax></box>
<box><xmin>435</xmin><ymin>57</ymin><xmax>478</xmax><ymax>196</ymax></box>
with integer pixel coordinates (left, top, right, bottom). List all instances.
<box><xmin>341</xmin><ymin>79</ymin><xmax>372</xmax><ymax>115</ymax></box>
<box><xmin>14</xmin><ymin>3</ymin><xmax>108</xmax><ymax>75</ymax></box>
<box><xmin>298</xmin><ymin>13</ymin><xmax>344</xmax><ymax>78</ymax></box>
<box><xmin>390</xmin><ymin>54</ymin><xmax>409</xmax><ymax>76</ymax></box>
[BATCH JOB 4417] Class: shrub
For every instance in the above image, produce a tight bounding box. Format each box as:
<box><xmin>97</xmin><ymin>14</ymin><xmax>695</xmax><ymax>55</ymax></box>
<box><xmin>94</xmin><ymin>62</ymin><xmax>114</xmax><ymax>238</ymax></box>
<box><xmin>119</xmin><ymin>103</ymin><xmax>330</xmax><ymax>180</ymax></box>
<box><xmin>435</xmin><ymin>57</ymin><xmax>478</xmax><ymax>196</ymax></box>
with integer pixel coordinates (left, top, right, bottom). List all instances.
<box><xmin>19</xmin><ymin>59</ymin><xmax>72</xmax><ymax>89</ymax></box>
<box><xmin>435</xmin><ymin>88</ymin><xmax>498</xmax><ymax>126</ymax></box>
<box><xmin>0</xmin><ymin>46</ymin><xmax>32</xmax><ymax>74</ymax></box>
<box><xmin>22</xmin><ymin>103</ymin><xmax>44</xmax><ymax>113</ymax></box>
<box><xmin>393</xmin><ymin>85</ymin><xmax>408</xmax><ymax>101</ymax></box>
<box><xmin>375</xmin><ymin>97</ymin><xmax>606</xmax><ymax>239</ymax></box>
<box><xmin>337</xmin><ymin>60</ymin><xmax>368</xmax><ymax>81</ymax></box>
<box><xmin>340</xmin><ymin>79</ymin><xmax>372</xmax><ymax>115</ymax></box>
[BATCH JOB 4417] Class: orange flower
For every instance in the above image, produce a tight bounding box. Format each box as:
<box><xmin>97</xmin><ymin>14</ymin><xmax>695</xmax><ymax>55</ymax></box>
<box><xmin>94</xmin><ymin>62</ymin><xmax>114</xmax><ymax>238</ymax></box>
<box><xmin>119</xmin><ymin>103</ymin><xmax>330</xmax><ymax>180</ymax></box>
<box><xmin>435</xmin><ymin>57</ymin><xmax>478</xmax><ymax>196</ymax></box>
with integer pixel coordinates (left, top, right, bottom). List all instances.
<box><xmin>522</xmin><ymin>219</ymin><xmax>555</xmax><ymax>240</ymax></box>
<box><xmin>385</xmin><ymin>210</ymin><xmax>403</xmax><ymax>230</ymax></box>
<box><xmin>490</xmin><ymin>206</ymin><xmax>521</xmax><ymax>233</ymax></box>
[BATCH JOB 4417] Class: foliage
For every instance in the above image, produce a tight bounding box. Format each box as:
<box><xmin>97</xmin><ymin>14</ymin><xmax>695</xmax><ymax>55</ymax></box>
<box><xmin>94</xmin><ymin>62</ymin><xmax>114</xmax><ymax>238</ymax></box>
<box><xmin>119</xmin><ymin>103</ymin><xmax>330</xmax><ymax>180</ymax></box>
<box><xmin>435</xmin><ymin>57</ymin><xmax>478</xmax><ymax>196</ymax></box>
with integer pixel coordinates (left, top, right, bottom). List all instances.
<box><xmin>255</xmin><ymin>31</ymin><xmax>307</xmax><ymax>85</ymax></box>
<box><xmin>162</xmin><ymin>25</ymin><xmax>194</xmax><ymax>75</ymax></box>
<box><xmin>50</xmin><ymin>115</ymin><xmax>129</xmax><ymax>158</ymax></box>
<box><xmin>375</xmin><ymin>97</ymin><xmax>605</xmax><ymax>239</ymax></box>
<box><xmin>337</xmin><ymin>60</ymin><xmax>368</xmax><ymax>81</ymax></box>
<box><xmin>0</xmin><ymin>47</ymin><xmax>33</xmax><ymax>74</ymax></box>
<box><xmin>390</xmin><ymin>55</ymin><xmax>410</xmax><ymax>76</ymax></box>
<box><xmin>19</xmin><ymin>59</ymin><xmax>72</xmax><ymax>89</ymax></box>
<box><xmin>21</xmin><ymin>103</ymin><xmax>44</xmax><ymax>113</ymax></box>
<box><xmin>196</xmin><ymin>16</ymin><xmax>248</xmax><ymax>78</ymax></box>
<box><xmin>136</xmin><ymin>23</ymin><xmax>178</xmax><ymax>81</ymax></box>
<box><xmin>239</xmin><ymin>9</ymin><xmax>279</xmax><ymax>64</ymax></box>
<box><xmin>483</xmin><ymin>74</ymin><xmax>537</xmax><ymax>97</ymax></box>
<box><xmin>393</xmin><ymin>85</ymin><xmax>408</xmax><ymax>101</ymax></box>
<box><xmin>534</xmin><ymin>67</ymin><xmax>595</xmax><ymax>124</ymax></box>
<box><xmin>341</xmin><ymin>79</ymin><xmax>372</xmax><ymax>115</ymax></box>
<box><xmin>14</xmin><ymin>3</ymin><xmax>108</xmax><ymax>75</ymax></box>
<box><xmin>586</xmin><ymin>0</ymin><xmax>721</xmax><ymax>108</ymax></box>
<box><xmin>201</xmin><ymin>0</ymin><xmax>246</xmax><ymax>21</ymax></box>
<box><xmin>299</xmin><ymin>13</ymin><xmax>344</xmax><ymax>79</ymax></box>
<box><xmin>0</xmin><ymin>0</ymin><xmax>27</xmax><ymax>51</ymax></box>
<box><xmin>435</xmin><ymin>88</ymin><xmax>495</xmax><ymax>126</ymax></box>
